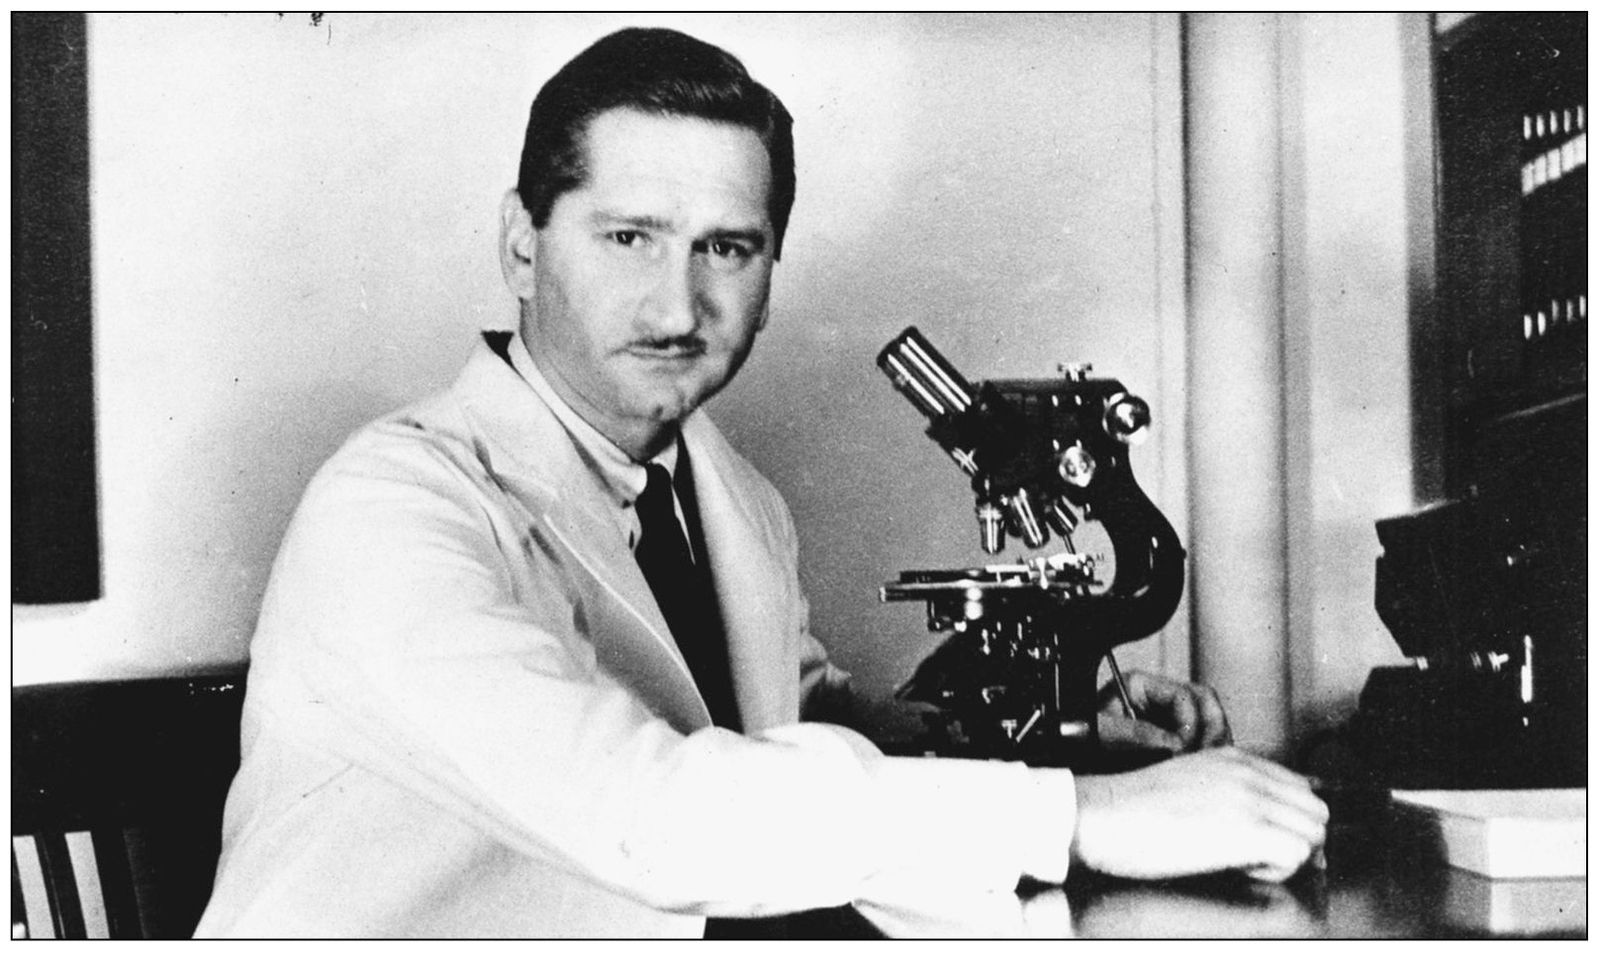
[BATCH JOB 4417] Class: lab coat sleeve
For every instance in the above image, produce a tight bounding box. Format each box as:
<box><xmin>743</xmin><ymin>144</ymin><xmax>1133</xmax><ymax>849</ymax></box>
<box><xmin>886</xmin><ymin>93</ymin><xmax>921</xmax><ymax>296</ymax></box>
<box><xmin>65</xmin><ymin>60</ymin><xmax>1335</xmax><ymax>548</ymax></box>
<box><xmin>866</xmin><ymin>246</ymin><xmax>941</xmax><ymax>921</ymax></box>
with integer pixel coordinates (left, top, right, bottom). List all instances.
<box><xmin>249</xmin><ymin>435</ymin><xmax>1075</xmax><ymax>918</ymax></box>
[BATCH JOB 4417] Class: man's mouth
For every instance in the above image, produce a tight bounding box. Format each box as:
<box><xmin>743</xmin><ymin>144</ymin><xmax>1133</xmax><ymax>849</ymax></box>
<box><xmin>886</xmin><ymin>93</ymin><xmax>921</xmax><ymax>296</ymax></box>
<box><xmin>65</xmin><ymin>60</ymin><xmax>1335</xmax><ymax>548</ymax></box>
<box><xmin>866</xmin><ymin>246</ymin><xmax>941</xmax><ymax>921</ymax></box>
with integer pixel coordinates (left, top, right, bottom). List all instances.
<box><xmin>626</xmin><ymin>338</ymin><xmax>708</xmax><ymax>360</ymax></box>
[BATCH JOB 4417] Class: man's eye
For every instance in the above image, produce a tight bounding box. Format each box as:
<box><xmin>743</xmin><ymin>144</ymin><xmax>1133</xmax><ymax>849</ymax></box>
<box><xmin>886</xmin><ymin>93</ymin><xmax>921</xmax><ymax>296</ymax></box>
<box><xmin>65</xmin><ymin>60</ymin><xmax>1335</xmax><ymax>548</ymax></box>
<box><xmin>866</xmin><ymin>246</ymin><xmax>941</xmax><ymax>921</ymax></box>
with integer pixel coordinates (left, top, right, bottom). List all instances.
<box><xmin>609</xmin><ymin>230</ymin><xmax>643</xmax><ymax>247</ymax></box>
<box><xmin>708</xmin><ymin>240</ymin><xmax>750</xmax><ymax>260</ymax></box>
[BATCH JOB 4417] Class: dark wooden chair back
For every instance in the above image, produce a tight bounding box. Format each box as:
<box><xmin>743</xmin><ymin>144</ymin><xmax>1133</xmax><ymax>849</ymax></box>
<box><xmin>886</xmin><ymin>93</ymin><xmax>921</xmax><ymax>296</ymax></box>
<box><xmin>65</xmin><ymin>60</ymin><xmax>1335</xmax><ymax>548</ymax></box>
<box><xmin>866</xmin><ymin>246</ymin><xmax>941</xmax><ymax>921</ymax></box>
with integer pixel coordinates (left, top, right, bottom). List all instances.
<box><xmin>11</xmin><ymin>672</ymin><xmax>246</xmax><ymax>939</ymax></box>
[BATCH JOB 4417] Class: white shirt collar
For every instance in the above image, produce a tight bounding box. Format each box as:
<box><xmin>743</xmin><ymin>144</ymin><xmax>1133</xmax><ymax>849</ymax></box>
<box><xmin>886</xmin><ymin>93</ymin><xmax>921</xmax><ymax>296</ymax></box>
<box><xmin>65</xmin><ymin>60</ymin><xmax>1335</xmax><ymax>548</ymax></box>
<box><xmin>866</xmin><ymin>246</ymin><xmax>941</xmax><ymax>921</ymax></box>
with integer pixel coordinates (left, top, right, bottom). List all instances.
<box><xmin>503</xmin><ymin>331</ymin><xmax>686</xmax><ymax>553</ymax></box>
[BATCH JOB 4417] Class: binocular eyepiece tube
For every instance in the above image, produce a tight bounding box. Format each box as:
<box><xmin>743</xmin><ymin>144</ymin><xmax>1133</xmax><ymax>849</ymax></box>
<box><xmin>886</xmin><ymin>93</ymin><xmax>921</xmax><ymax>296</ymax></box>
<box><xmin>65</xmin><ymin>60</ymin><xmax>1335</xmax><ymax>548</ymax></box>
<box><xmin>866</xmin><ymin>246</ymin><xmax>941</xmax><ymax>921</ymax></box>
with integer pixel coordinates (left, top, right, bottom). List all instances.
<box><xmin>881</xmin><ymin>327</ymin><xmax>1039</xmax><ymax>554</ymax></box>
<box><xmin>877</xmin><ymin>326</ymin><xmax>976</xmax><ymax>420</ymax></box>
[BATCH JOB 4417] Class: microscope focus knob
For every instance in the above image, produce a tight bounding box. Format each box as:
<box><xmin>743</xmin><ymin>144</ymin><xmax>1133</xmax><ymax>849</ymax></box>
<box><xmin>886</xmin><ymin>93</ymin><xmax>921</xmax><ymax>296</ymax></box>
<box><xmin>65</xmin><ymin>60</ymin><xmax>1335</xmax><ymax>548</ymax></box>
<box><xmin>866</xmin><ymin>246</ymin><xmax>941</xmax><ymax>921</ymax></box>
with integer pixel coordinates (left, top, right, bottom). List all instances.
<box><xmin>1104</xmin><ymin>393</ymin><xmax>1151</xmax><ymax>445</ymax></box>
<box><xmin>1058</xmin><ymin>445</ymin><xmax>1097</xmax><ymax>488</ymax></box>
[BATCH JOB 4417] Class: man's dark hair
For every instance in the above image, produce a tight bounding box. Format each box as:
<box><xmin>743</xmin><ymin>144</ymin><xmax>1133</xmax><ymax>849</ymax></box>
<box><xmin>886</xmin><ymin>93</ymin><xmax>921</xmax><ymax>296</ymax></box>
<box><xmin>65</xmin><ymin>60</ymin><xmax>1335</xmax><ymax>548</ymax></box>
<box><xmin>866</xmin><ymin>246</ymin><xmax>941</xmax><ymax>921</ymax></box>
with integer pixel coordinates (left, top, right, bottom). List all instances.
<box><xmin>516</xmin><ymin>27</ymin><xmax>796</xmax><ymax>259</ymax></box>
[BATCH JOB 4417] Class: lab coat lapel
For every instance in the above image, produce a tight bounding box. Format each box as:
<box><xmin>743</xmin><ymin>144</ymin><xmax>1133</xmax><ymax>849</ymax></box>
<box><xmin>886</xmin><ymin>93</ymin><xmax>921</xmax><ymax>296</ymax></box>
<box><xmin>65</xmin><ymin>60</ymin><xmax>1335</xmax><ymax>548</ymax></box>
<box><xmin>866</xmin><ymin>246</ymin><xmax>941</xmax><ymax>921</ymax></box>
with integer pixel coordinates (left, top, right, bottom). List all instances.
<box><xmin>536</xmin><ymin>504</ymin><xmax>715</xmax><ymax>732</ymax></box>
<box><xmin>682</xmin><ymin>416</ymin><xmax>798</xmax><ymax>733</ymax></box>
<box><xmin>451</xmin><ymin>341</ymin><xmax>712</xmax><ymax>733</ymax></box>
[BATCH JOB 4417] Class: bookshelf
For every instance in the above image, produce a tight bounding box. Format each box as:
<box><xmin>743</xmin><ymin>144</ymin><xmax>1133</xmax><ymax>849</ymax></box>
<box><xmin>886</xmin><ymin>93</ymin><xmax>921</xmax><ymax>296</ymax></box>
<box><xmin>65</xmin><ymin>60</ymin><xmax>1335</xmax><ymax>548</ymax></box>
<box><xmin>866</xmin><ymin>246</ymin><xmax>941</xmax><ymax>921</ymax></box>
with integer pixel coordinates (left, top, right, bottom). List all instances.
<box><xmin>1428</xmin><ymin>12</ymin><xmax>1586</xmax><ymax>501</ymax></box>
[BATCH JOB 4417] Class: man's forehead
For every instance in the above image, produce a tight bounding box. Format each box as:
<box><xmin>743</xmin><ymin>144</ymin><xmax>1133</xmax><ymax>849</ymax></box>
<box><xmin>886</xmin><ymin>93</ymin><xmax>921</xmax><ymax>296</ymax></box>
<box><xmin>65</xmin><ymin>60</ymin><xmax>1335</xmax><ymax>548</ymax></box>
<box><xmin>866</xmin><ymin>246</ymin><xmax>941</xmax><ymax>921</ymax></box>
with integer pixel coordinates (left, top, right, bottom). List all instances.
<box><xmin>573</xmin><ymin>108</ymin><xmax>774</xmax><ymax>221</ymax></box>
<box><xmin>579</xmin><ymin>105</ymin><xmax>766</xmax><ymax>154</ymax></box>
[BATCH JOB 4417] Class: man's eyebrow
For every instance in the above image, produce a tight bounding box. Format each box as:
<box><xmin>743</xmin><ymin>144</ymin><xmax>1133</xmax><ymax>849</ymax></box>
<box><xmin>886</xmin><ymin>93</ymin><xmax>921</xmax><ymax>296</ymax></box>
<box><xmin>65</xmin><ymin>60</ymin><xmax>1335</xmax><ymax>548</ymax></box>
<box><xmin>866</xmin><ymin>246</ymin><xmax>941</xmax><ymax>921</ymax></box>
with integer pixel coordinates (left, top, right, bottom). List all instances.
<box><xmin>591</xmin><ymin>212</ymin><xmax>675</xmax><ymax>232</ymax></box>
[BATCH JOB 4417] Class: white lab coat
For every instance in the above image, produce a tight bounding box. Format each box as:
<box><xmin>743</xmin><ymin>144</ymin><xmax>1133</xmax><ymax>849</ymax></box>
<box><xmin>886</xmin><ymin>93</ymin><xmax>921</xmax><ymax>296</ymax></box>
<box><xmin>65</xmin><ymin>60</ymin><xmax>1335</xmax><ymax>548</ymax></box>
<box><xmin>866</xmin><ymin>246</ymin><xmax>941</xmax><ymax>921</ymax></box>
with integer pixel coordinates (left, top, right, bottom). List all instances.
<box><xmin>195</xmin><ymin>336</ymin><xmax>1071</xmax><ymax>938</ymax></box>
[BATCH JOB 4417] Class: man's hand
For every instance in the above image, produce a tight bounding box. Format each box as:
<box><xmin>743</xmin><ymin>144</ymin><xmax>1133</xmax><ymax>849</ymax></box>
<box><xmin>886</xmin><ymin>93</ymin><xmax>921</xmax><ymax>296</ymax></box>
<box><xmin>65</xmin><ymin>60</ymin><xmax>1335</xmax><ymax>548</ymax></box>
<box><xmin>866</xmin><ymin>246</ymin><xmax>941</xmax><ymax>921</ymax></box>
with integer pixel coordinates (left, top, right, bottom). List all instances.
<box><xmin>1071</xmin><ymin>747</ymin><xmax>1328</xmax><ymax>883</ymax></box>
<box><xmin>1097</xmin><ymin>669</ymin><xmax>1230</xmax><ymax>753</ymax></box>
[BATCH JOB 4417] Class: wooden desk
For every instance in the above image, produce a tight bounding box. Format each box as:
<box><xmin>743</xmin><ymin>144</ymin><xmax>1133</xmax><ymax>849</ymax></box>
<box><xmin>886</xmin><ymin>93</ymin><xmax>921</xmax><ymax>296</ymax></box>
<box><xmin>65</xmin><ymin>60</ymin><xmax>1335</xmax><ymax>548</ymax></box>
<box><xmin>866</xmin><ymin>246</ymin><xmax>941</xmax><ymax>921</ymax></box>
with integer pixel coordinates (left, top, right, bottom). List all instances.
<box><xmin>735</xmin><ymin>806</ymin><xmax>1585</xmax><ymax>939</ymax></box>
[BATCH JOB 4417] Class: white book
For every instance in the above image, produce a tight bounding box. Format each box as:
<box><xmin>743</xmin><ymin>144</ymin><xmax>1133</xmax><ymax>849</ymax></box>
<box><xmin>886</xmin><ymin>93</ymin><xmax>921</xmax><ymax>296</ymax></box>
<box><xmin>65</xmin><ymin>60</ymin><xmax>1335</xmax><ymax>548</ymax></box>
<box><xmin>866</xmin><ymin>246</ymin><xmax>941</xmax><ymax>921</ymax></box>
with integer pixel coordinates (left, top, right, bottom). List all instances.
<box><xmin>1441</xmin><ymin>871</ymin><xmax>1586</xmax><ymax>935</ymax></box>
<box><xmin>1390</xmin><ymin>788</ymin><xmax>1586</xmax><ymax>879</ymax></box>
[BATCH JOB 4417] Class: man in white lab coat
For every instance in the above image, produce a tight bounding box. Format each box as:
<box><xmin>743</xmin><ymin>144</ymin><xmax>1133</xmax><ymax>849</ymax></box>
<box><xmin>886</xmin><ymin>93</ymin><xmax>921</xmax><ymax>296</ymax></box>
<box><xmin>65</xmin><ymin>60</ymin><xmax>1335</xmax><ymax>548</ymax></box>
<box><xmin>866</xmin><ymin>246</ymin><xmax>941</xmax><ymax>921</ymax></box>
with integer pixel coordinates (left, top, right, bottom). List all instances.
<box><xmin>196</xmin><ymin>27</ymin><xmax>1327</xmax><ymax>938</ymax></box>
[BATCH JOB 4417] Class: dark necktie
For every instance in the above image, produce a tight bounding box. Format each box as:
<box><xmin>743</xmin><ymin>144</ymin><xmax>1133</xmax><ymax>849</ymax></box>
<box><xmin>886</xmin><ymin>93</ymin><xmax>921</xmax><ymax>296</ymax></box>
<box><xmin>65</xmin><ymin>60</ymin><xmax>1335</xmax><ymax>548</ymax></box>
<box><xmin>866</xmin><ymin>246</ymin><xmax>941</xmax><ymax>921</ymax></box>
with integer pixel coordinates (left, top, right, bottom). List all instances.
<box><xmin>634</xmin><ymin>460</ymin><xmax>741</xmax><ymax>731</ymax></box>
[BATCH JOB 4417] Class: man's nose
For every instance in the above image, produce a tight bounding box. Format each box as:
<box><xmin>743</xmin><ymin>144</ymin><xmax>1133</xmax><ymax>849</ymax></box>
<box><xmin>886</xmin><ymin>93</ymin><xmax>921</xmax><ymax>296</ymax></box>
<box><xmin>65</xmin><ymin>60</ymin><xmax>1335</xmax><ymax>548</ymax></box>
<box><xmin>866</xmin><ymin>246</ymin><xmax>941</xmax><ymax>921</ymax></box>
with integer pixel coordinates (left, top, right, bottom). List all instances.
<box><xmin>642</xmin><ymin>253</ymin><xmax>702</xmax><ymax>337</ymax></box>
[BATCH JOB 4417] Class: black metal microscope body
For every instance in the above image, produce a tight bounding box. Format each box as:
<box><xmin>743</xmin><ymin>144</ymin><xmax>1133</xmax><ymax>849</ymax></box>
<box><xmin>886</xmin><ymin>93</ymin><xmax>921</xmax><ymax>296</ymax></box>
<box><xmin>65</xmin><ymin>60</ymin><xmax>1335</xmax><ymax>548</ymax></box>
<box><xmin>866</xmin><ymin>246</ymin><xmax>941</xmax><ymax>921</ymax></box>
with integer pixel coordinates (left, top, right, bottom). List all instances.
<box><xmin>877</xmin><ymin>327</ymin><xmax>1186</xmax><ymax>770</ymax></box>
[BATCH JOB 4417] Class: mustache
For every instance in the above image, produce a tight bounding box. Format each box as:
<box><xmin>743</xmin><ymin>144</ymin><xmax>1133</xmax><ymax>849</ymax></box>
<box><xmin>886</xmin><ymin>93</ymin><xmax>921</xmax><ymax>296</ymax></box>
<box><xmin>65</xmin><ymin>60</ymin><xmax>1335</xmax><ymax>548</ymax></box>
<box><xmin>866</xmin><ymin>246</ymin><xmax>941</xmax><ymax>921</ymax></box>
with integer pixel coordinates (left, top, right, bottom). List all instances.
<box><xmin>629</xmin><ymin>335</ymin><xmax>707</xmax><ymax>355</ymax></box>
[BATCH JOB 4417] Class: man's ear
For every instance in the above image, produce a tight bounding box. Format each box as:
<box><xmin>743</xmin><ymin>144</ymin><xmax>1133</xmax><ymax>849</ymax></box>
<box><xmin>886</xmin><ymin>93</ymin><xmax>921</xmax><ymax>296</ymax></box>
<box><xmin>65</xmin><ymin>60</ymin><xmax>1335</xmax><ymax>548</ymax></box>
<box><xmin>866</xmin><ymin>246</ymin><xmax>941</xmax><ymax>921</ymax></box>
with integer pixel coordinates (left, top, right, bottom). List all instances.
<box><xmin>499</xmin><ymin>189</ymin><xmax>537</xmax><ymax>299</ymax></box>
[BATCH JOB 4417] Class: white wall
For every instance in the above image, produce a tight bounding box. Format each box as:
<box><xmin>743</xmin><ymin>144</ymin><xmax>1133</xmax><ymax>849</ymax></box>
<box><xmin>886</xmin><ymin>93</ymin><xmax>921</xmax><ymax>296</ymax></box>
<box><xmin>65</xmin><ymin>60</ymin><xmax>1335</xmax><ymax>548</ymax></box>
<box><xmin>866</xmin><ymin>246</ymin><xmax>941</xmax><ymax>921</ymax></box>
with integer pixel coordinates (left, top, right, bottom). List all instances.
<box><xmin>1182</xmin><ymin>13</ymin><xmax>1420</xmax><ymax>752</ymax></box>
<box><xmin>14</xmin><ymin>13</ymin><xmax>1188</xmax><ymax>697</ymax></box>
<box><xmin>1286</xmin><ymin>13</ymin><xmax>1417</xmax><ymax>733</ymax></box>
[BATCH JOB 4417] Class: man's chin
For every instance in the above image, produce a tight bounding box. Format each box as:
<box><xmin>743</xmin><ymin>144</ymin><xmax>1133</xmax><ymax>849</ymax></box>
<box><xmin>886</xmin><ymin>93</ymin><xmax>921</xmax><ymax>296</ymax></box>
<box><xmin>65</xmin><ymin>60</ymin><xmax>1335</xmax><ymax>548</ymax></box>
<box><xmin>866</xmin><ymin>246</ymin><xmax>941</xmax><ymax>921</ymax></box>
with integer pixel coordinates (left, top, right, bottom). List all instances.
<box><xmin>620</xmin><ymin>386</ymin><xmax>707</xmax><ymax>428</ymax></box>
<box><xmin>624</xmin><ymin>370</ymin><xmax>726</xmax><ymax>422</ymax></box>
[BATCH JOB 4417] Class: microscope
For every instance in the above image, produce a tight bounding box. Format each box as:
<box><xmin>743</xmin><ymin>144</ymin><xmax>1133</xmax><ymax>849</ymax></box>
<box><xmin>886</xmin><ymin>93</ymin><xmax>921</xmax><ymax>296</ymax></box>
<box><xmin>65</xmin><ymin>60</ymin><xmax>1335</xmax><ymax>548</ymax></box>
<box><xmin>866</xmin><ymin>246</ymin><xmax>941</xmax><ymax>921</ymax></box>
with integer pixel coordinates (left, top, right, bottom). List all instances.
<box><xmin>876</xmin><ymin>327</ymin><xmax>1185</xmax><ymax>771</ymax></box>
